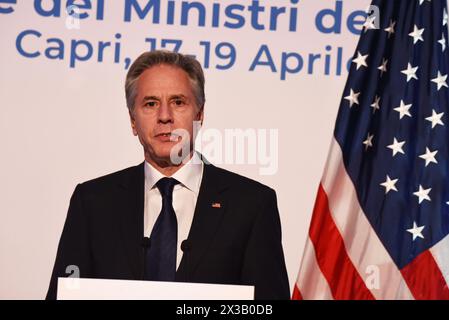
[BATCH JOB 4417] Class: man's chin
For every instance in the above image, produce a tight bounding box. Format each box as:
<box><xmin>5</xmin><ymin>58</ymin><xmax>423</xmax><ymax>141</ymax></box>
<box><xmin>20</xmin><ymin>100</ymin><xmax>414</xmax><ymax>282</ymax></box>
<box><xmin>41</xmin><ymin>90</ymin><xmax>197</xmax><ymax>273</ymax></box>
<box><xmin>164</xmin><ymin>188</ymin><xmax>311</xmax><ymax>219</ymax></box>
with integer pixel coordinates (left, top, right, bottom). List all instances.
<box><xmin>147</xmin><ymin>143</ymin><xmax>193</xmax><ymax>166</ymax></box>
<box><xmin>151</xmin><ymin>150</ymin><xmax>184</xmax><ymax>166</ymax></box>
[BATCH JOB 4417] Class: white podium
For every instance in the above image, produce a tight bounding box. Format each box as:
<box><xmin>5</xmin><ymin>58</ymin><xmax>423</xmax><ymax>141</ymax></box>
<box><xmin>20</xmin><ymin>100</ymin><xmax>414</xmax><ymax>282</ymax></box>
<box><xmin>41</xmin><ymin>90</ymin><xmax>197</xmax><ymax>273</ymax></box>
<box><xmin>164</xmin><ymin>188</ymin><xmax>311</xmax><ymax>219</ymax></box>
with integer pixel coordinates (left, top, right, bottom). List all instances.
<box><xmin>57</xmin><ymin>278</ymin><xmax>254</xmax><ymax>300</ymax></box>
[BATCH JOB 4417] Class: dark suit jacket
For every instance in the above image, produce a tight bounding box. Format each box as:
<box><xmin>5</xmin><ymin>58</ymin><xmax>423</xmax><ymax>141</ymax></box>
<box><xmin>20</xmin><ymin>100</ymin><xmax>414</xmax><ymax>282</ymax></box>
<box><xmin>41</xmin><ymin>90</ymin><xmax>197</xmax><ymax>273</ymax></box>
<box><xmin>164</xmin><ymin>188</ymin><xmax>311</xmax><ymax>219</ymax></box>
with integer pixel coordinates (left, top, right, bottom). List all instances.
<box><xmin>46</xmin><ymin>161</ymin><xmax>290</xmax><ymax>300</ymax></box>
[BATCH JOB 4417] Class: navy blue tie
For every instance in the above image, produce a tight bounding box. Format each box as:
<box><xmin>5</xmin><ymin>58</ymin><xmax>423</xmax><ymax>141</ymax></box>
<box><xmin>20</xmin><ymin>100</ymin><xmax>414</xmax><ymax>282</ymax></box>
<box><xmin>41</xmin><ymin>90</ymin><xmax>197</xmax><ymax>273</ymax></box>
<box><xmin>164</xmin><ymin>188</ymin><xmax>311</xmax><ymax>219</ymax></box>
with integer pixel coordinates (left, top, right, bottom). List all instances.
<box><xmin>145</xmin><ymin>177</ymin><xmax>179</xmax><ymax>281</ymax></box>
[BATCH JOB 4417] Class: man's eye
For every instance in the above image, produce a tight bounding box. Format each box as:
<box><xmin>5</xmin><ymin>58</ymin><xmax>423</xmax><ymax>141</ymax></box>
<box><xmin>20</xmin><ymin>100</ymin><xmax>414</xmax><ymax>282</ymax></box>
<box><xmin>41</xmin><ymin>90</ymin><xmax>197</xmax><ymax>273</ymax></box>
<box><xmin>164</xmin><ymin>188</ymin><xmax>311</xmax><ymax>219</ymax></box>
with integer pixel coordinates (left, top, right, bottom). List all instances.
<box><xmin>145</xmin><ymin>101</ymin><xmax>157</xmax><ymax>107</ymax></box>
<box><xmin>174</xmin><ymin>99</ymin><xmax>185</xmax><ymax>106</ymax></box>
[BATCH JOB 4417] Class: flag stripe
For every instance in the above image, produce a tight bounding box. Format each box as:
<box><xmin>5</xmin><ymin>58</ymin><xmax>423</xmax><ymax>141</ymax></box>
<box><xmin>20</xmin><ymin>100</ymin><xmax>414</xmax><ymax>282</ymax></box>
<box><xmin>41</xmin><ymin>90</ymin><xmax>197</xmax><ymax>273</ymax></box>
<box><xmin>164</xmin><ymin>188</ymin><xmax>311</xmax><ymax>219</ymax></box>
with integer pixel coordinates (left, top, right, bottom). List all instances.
<box><xmin>401</xmin><ymin>250</ymin><xmax>449</xmax><ymax>299</ymax></box>
<box><xmin>430</xmin><ymin>234</ymin><xmax>449</xmax><ymax>290</ymax></box>
<box><xmin>309</xmin><ymin>184</ymin><xmax>375</xmax><ymax>300</ymax></box>
<box><xmin>322</xmin><ymin>139</ymin><xmax>414</xmax><ymax>300</ymax></box>
<box><xmin>292</xmin><ymin>284</ymin><xmax>303</xmax><ymax>300</ymax></box>
<box><xmin>296</xmin><ymin>238</ymin><xmax>334</xmax><ymax>299</ymax></box>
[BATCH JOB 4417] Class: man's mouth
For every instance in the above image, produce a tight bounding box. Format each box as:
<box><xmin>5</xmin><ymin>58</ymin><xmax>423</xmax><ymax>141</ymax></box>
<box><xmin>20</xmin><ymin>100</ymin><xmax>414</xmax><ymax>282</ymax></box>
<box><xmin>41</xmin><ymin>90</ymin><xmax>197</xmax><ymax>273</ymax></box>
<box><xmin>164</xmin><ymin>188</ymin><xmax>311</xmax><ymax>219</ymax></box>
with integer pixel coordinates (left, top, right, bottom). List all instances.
<box><xmin>155</xmin><ymin>132</ymin><xmax>181</xmax><ymax>141</ymax></box>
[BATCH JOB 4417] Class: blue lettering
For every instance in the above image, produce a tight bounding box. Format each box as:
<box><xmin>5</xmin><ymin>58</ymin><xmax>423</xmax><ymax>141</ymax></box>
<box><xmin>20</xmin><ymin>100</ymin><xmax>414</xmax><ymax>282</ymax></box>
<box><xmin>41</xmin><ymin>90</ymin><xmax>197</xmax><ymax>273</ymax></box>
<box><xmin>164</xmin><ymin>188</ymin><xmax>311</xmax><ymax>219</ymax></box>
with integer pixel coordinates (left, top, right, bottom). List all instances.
<box><xmin>281</xmin><ymin>52</ymin><xmax>303</xmax><ymax>80</ymax></box>
<box><xmin>224</xmin><ymin>4</ymin><xmax>244</xmax><ymax>29</ymax></box>
<box><xmin>34</xmin><ymin>0</ymin><xmax>61</xmax><ymax>17</ymax></box>
<box><xmin>269</xmin><ymin>7</ymin><xmax>286</xmax><ymax>31</ymax></box>
<box><xmin>181</xmin><ymin>1</ymin><xmax>206</xmax><ymax>26</ymax></box>
<box><xmin>70</xmin><ymin>39</ymin><xmax>93</xmax><ymax>68</ymax></box>
<box><xmin>289</xmin><ymin>0</ymin><xmax>299</xmax><ymax>32</ymax></box>
<box><xmin>66</xmin><ymin>0</ymin><xmax>90</xmax><ymax>19</ymax></box>
<box><xmin>308</xmin><ymin>54</ymin><xmax>321</xmax><ymax>74</ymax></box>
<box><xmin>316</xmin><ymin>0</ymin><xmax>342</xmax><ymax>34</ymax></box>
<box><xmin>212</xmin><ymin>3</ymin><xmax>220</xmax><ymax>27</ymax></box>
<box><xmin>16</xmin><ymin>29</ymin><xmax>41</xmax><ymax>58</ymax></box>
<box><xmin>167</xmin><ymin>0</ymin><xmax>175</xmax><ymax>24</ymax></box>
<box><xmin>248</xmin><ymin>0</ymin><xmax>264</xmax><ymax>30</ymax></box>
<box><xmin>124</xmin><ymin>0</ymin><xmax>160</xmax><ymax>23</ymax></box>
<box><xmin>0</xmin><ymin>0</ymin><xmax>16</xmax><ymax>14</ymax></box>
<box><xmin>250</xmin><ymin>45</ymin><xmax>277</xmax><ymax>72</ymax></box>
<box><xmin>324</xmin><ymin>45</ymin><xmax>332</xmax><ymax>75</ymax></box>
<box><xmin>96</xmin><ymin>0</ymin><xmax>104</xmax><ymax>20</ymax></box>
<box><xmin>65</xmin><ymin>0</ymin><xmax>103</xmax><ymax>20</ymax></box>
<box><xmin>347</xmin><ymin>10</ymin><xmax>366</xmax><ymax>35</ymax></box>
<box><xmin>336</xmin><ymin>46</ymin><xmax>343</xmax><ymax>76</ymax></box>
<box><xmin>45</xmin><ymin>38</ymin><xmax>64</xmax><ymax>59</ymax></box>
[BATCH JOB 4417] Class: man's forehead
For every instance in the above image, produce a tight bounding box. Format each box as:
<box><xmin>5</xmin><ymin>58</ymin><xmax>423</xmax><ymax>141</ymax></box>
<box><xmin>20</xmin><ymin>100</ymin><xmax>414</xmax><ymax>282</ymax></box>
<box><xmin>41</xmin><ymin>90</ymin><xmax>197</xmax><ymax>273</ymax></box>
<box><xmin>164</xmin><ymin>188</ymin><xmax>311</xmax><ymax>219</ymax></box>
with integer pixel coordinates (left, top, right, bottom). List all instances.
<box><xmin>141</xmin><ymin>63</ymin><xmax>189</xmax><ymax>77</ymax></box>
<box><xmin>137</xmin><ymin>66</ymin><xmax>194</xmax><ymax>94</ymax></box>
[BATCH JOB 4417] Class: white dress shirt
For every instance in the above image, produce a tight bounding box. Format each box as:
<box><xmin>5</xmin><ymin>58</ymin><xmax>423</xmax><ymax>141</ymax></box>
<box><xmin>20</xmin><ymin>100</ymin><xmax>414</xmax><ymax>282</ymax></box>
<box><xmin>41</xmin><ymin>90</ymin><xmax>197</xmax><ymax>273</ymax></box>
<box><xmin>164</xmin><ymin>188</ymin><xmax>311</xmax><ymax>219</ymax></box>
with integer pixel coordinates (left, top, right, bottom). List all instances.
<box><xmin>144</xmin><ymin>152</ymin><xmax>204</xmax><ymax>270</ymax></box>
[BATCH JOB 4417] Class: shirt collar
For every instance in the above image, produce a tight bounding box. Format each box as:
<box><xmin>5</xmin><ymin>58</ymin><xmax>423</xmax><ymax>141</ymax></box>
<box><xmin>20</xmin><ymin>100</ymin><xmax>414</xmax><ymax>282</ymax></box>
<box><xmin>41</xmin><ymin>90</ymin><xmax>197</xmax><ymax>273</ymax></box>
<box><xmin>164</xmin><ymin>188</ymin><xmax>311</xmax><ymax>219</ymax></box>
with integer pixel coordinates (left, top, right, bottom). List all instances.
<box><xmin>144</xmin><ymin>151</ymin><xmax>204</xmax><ymax>195</ymax></box>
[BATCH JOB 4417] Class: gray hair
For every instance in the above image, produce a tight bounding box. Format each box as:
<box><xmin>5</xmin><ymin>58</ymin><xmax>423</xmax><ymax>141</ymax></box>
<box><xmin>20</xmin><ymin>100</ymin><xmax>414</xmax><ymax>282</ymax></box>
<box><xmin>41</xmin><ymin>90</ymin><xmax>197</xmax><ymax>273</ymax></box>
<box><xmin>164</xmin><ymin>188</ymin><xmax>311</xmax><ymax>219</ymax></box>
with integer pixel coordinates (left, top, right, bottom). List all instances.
<box><xmin>125</xmin><ymin>50</ymin><xmax>205</xmax><ymax>112</ymax></box>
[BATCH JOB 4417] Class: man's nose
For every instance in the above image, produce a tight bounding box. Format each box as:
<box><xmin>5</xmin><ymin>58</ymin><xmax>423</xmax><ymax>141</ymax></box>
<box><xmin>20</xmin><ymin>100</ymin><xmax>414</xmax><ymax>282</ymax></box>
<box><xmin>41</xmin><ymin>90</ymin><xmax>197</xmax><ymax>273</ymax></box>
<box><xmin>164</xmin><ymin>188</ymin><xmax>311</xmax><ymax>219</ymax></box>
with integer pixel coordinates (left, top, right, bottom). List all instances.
<box><xmin>157</xmin><ymin>101</ymin><xmax>173</xmax><ymax>123</ymax></box>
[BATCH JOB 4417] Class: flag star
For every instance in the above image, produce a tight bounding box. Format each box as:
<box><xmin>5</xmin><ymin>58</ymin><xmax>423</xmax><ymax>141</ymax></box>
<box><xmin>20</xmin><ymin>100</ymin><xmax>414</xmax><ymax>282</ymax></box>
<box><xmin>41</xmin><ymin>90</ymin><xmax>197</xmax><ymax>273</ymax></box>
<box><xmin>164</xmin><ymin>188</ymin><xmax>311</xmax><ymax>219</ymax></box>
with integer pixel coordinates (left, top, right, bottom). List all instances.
<box><xmin>431</xmin><ymin>71</ymin><xmax>448</xmax><ymax>90</ymax></box>
<box><xmin>363</xmin><ymin>15</ymin><xmax>377</xmax><ymax>32</ymax></box>
<box><xmin>409</xmin><ymin>25</ymin><xmax>425</xmax><ymax>44</ymax></box>
<box><xmin>413</xmin><ymin>185</ymin><xmax>432</xmax><ymax>204</ymax></box>
<box><xmin>438</xmin><ymin>35</ymin><xmax>447</xmax><ymax>52</ymax></box>
<box><xmin>384</xmin><ymin>20</ymin><xmax>396</xmax><ymax>38</ymax></box>
<box><xmin>352</xmin><ymin>51</ymin><xmax>369</xmax><ymax>70</ymax></box>
<box><xmin>378</xmin><ymin>58</ymin><xmax>388</xmax><ymax>77</ymax></box>
<box><xmin>344</xmin><ymin>89</ymin><xmax>360</xmax><ymax>107</ymax></box>
<box><xmin>401</xmin><ymin>63</ymin><xmax>418</xmax><ymax>82</ymax></box>
<box><xmin>363</xmin><ymin>133</ymin><xmax>374</xmax><ymax>150</ymax></box>
<box><xmin>444</xmin><ymin>9</ymin><xmax>448</xmax><ymax>26</ymax></box>
<box><xmin>425</xmin><ymin>110</ymin><xmax>444</xmax><ymax>128</ymax></box>
<box><xmin>380</xmin><ymin>175</ymin><xmax>399</xmax><ymax>194</ymax></box>
<box><xmin>419</xmin><ymin>147</ymin><xmax>438</xmax><ymax>167</ymax></box>
<box><xmin>394</xmin><ymin>100</ymin><xmax>412</xmax><ymax>119</ymax></box>
<box><xmin>407</xmin><ymin>222</ymin><xmax>425</xmax><ymax>241</ymax></box>
<box><xmin>371</xmin><ymin>95</ymin><xmax>381</xmax><ymax>114</ymax></box>
<box><xmin>387</xmin><ymin>138</ymin><xmax>405</xmax><ymax>156</ymax></box>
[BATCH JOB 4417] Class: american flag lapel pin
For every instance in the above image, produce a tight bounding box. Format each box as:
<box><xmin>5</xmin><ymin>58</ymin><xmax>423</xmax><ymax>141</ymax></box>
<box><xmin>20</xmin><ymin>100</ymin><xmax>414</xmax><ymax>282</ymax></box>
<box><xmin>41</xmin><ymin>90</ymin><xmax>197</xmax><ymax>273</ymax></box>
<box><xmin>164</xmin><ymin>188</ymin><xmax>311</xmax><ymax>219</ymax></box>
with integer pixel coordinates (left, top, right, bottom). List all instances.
<box><xmin>211</xmin><ymin>202</ymin><xmax>221</xmax><ymax>208</ymax></box>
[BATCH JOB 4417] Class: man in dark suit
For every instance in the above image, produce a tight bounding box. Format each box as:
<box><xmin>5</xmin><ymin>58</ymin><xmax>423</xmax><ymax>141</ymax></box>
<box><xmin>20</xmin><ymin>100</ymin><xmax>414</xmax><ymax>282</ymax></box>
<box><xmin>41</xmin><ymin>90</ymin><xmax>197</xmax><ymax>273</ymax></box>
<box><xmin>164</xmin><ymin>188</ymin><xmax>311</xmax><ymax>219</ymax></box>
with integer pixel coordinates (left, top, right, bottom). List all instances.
<box><xmin>46</xmin><ymin>50</ymin><xmax>290</xmax><ymax>300</ymax></box>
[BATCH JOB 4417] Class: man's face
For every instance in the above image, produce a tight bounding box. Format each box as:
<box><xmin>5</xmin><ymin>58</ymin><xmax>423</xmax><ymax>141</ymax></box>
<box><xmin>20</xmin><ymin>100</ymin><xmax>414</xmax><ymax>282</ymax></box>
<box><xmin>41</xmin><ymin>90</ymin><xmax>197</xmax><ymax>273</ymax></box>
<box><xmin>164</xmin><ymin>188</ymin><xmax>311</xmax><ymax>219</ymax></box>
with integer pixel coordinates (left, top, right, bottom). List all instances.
<box><xmin>130</xmin><ymin>64</ymin><xmax>203</xmax><ymax>166</ymax></box>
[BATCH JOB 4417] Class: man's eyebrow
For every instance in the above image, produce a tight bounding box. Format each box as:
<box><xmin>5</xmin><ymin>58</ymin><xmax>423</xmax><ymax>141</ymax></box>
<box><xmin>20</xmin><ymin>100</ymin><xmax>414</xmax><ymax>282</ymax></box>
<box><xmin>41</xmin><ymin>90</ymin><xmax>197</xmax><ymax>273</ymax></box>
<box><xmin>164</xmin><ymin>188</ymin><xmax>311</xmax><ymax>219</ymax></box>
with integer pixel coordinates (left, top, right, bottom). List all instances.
<box><xmin>142</xmin><ymin>94</ymin><xmax>188</xmax><ymax>101</ymax></box>
<box><xmin>170</xmin><ymin>94</ymin><xmax>188</xmax><ymax>99</ymax></box>
<box><xmin>142</xmin><ymin>95</ymin><xmax>159</xmax><ymax>102</ymax></box>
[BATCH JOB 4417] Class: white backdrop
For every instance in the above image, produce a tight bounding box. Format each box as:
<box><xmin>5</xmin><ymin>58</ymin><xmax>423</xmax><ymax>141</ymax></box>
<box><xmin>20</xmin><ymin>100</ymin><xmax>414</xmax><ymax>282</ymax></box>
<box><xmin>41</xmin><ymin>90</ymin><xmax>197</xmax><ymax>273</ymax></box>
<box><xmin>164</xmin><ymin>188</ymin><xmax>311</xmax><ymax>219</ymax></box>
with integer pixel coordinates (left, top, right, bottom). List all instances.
<box><xmin>0</xmin><ymin>0</ymin><xmax>374</xmax><ymax>299</ymax></box>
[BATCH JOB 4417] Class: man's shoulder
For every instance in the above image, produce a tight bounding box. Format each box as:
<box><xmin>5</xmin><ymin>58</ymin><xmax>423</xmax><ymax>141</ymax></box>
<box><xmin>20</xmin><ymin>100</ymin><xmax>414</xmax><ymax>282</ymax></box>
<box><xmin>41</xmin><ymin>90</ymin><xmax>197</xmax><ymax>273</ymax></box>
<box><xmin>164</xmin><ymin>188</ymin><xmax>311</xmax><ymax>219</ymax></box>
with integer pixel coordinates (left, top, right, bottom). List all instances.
<box><xmin>77</xmin><ymin>163</ymin><xmax>142</xmax><ymax>192</ymax></box>
<box><xmin>206</xmin><ymin>163</ymin><xmax>275</xmax><ymax>195</ymax></box>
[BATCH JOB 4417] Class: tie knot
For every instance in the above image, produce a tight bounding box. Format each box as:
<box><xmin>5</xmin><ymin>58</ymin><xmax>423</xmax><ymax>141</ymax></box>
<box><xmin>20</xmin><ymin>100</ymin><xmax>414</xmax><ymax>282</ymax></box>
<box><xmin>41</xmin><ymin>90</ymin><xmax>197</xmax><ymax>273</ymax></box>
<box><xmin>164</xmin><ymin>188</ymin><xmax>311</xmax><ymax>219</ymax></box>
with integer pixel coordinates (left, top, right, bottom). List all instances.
<box><xmin>156</xmin><ymin>177</ymin><xmax>179</xmax><ymax>198</ymax></box>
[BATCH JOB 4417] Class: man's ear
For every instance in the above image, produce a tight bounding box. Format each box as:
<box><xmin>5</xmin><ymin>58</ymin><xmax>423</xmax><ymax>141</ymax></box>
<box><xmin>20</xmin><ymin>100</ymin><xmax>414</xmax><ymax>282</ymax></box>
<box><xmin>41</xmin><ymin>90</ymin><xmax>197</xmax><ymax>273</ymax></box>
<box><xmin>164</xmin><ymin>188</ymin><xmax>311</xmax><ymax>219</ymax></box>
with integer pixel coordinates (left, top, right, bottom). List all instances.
<box><xmin>197</xmin><ymin>107</ymin><xmax>204</xmax><ymax>126</ymax></box>
<box><xmin>129</xmin><ymin>109</ymin><xmax>138</xmax><ymax>136</ymax></box>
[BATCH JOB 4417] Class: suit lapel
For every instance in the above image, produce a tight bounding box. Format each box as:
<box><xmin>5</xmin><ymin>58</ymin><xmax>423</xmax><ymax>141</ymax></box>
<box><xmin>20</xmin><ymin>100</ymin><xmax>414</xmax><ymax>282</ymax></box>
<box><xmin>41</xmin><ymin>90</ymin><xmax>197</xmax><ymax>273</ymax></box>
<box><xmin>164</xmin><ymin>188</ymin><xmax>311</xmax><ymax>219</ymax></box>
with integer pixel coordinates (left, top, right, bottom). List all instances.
<box><xmin>176</xmin><ymin>162</ymin><xmax>229</xmax><ymax>280</ymax></box>
<box><xmin>117</xmin><ymin>162</ymin><xmax>145</xmax><ymax>280</ymax></box>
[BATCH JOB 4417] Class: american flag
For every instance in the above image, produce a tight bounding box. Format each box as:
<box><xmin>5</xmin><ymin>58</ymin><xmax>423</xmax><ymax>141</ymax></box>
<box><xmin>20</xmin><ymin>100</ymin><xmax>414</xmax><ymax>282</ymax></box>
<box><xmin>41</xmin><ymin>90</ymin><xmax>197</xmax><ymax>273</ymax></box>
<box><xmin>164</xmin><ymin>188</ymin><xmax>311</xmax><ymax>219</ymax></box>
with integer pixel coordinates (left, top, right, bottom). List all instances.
<box><xmin>294</xmin><ymin>0</ymin><xmax>449</xmax><ymax>299</ymax></box>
